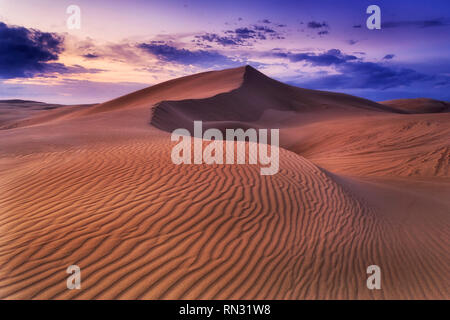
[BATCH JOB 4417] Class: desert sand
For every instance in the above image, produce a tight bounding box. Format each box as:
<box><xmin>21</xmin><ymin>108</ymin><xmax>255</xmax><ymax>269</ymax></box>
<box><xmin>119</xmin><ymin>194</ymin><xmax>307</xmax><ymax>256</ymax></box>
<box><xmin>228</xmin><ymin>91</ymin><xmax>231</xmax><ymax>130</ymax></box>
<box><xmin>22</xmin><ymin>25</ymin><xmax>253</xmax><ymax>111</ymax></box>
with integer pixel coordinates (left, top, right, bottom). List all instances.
<box><xmin>0</xmin><ymin>66</ymin><xmax>448</xmax><ymax>299</ymax></box>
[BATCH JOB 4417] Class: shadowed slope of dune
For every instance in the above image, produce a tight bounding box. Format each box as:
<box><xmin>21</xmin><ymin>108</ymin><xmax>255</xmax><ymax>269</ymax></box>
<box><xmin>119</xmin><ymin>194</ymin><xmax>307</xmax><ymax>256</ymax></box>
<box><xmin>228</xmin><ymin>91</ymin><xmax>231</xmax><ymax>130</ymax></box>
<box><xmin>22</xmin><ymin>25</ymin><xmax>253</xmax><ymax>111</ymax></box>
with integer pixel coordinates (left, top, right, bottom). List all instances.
<box><xmin>0</xmin><ymin>66</ymin><xmax>449</xmax><ymax>299</ymax></box>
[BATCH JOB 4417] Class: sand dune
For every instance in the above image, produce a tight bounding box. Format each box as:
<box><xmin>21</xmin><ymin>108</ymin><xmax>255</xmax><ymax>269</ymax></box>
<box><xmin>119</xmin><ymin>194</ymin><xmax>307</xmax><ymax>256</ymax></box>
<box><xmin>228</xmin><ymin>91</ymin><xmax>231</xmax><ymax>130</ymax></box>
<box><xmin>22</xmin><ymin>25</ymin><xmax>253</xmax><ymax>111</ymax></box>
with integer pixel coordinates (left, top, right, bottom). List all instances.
<box><xmin>0</xmin><ymin>100</ymin><xmax>95</xmax><ymax>130</ymax></box>
<box><xmin>84</xmin><ymin>66</ymin><xmax>246</xmax><ymax>116</ymax></box>
<box><xmin>380</xmin><ymin>98</ymin><xmax>450</xmax><ymax>114</ymax></box>
<box><xmin>151</xmin><ymin>66</ymin><xmax>403</xmax><ymax>133</ymax></box>
<box><xmin>286</xmin><ymin>113</ymin><xmax>450</xmax><ymax>177</ymax></box>
<box><xmin>0</xmin><ymin>66</ymin><xmax>448</xmax><ymax>299</ymax></box>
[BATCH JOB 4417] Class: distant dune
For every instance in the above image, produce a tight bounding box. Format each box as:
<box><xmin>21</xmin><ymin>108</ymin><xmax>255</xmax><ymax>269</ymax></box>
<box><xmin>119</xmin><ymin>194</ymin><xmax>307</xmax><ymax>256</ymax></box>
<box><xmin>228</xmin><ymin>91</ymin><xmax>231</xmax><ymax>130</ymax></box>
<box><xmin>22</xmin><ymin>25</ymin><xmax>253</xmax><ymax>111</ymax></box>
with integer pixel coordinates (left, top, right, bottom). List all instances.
<box><xmin>0</xmin><ymin>66</ymin><xmax>448</xmax><ymax>299</ymax></box>
<box><xmin>380</xmin><ymin>98</ymin><xmax>450</xmax><ymax>114</ymax></box>
<box><xmin>0</xmin><ymin>100</ymin><xmax>95</xmax><ymax>130</ymax></box>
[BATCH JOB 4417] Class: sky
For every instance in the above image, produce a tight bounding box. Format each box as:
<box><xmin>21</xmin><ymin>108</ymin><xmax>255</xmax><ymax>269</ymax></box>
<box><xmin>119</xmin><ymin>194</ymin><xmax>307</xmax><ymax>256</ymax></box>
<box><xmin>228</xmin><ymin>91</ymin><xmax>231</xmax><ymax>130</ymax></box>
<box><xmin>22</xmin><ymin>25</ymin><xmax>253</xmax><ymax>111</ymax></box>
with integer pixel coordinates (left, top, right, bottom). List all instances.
<box><xmin>0</xmin><ymin>0</ymin><xmax>449</xmax><ymax>104</ymax></box>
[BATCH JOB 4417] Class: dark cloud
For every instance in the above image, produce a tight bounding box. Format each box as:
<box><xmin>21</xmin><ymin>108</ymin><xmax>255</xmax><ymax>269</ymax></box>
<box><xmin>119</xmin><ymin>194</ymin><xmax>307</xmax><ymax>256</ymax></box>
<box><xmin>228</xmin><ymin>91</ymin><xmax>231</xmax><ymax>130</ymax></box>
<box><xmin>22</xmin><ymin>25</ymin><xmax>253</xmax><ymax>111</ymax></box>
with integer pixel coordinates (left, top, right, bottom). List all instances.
<box><xmin>195</xmin><ymin>33</ymin><xmax>240</xmax><ymax>46</ymax></box>
<box><xmin>260</xmin><ymin>19</ymin><xmax>271</xmax><ymax>24</ymax></box>
<box><xmin>383</xmin><ymin>54</ymin><xmax>395</xmax><ymax>60</ymax></box>
<box><xmin>347</xmin><ymin>39</ymin><xmax>359</xmax><ymax>45</ymax></box>
<box><xmin>233</xmin><ymin>27</ymin><xmax>257</xmax><ymax>39</ymax></box>
<box><xmin>382</xmin><ymin>18</ymin><xmax>450</xmax><ymax>29</ymax></box>
<box><xmin>0</xmin><ymin>22</ymin><xmax>102</xmax><ymax>79</ymax></box>
<box><xmin>0</xmin><ymin>22</ymin><xmax>64</xmax><ymax>78</ymax></box>
<box><xmin>275</xmin><ymin>49</ymin><xmax>357</xmax><ymax>66</ymax></box>
<box><xmin>138</xmin><ymin>42</ymin><xmax>239</xmax><ymax>68</ymax></box>
<box><xmin>275</xmin><ymin>48</ymin><xmax>436</xmax><ymax>90</ymax></box>
<box><xmin>306</xmin><ymin>21</ymin><xmax>330</xmax><ymax>36</ymax></box>
<box><xmin>307</xmin><ymin>21</ymin><xmax>329</xmax><ymax>29</ymax></box>
<box><xmin>83</xmin><ymin>53</ymin><xmax>99</xmax><ymax>59</ymax></box>
<box><xmin>253</xmin><ymin>25</ymin><xmax>276</xmax><ymax>33</ymax></box>
<box><xmin>194</xmin><ymin>24</ymin><xmax>284</xmax><ymax>47</ymax></box>
<box><xmin>353</xmin><ymin>24</ymin><xmax>362</xmax><ymax>28</ymax></box>
<box><xmin>293</xmin><ymin>61</ymin><xmax>430</xmax><ymax>90</ymax></box>
<box><xmin>332</xmin><ymin>62</ymin><xmax>430</xmax><ymax>89</ymax></box>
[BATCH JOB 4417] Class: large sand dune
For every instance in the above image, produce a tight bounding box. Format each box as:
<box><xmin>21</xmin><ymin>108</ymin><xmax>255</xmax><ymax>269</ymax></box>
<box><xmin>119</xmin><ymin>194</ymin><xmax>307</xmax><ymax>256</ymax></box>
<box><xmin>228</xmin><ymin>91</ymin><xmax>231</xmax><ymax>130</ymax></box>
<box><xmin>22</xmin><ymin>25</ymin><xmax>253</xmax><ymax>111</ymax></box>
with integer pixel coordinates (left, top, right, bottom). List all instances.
<box><xmin>0</xmin><ymin>66</ymin><xmax>448</xmax><ymax>299</ymax></box>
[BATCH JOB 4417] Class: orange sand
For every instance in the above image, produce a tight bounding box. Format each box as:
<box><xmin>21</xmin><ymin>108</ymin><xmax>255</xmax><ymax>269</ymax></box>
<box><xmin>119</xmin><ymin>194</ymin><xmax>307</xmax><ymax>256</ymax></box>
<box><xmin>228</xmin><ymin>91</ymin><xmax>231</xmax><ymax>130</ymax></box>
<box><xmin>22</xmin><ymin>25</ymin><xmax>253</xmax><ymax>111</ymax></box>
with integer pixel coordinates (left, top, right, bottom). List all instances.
<box><xmin>0</xmin><ymin>66</ymin><xmax>448</xmax><ymax>299</ymax></box>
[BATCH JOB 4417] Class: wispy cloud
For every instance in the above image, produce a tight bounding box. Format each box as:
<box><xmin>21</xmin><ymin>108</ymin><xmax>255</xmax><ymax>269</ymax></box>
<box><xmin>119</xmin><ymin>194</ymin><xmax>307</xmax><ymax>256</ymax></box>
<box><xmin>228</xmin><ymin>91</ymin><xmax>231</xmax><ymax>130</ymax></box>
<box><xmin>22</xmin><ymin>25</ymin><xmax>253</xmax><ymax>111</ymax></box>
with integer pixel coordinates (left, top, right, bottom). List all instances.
<box><xmin>194</xmin><ymin>22</ymin><xmax>285</xmax><ymax>47</ymax></box>
<box><xmin>307</xmin><ymin>21</ymin><xmax>330</xmax><ymax>36</ymax></box>
<box><xmin>382</xmin><ymin>18</ymin><xmax>450</xmax><ymax>29</ymax></box>
<box><xmin>138</xmin><ymin>42</ymin><xmax>240</xmax><ymax>68</ymax></box>
<box><xmin>307</xmin><ymin>21</ymin><xmax>329</xmax><ymax>29</ymax></box>
<box><xmin>274</xmin><ymin>49</ymin><xmax>357</xmax><ymax>66</ymax></box>
<box><xmin>271</xmin><ymin>48</ymin><xmax>445</xmax><ymax>90</ymax></box>
<box><xmin>82</xmin><ymin>53</ymin><xmax>100</xmax><ymax>59</ymax></box>
<box><xmin>301</xmin><ymin>61</ymin><xmax>431</xmax><ymax>90</ymax></box>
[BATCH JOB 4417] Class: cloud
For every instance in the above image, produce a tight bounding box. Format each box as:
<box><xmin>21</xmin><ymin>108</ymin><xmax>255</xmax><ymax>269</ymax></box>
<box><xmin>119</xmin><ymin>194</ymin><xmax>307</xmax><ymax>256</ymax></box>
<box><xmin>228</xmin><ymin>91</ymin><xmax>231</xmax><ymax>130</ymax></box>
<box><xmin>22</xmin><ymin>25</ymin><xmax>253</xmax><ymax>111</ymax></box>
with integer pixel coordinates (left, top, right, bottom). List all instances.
<box><xmin>275</xmin><ymin>49</ymin><xmax>357</xmax><ymax>66</ymax></box>
<box><xmin>232</xmin><ymin>27</ymin><xmax>257</xmax><ymax>39</ymax></box>
<box><xmin>45</xmin><ymin>64</ymin><xmax>103</xmax><ymax>75</ymax></box>
<box><xmin>138</xmin><ymin>42</ymin><xmax>239</xmax><ymax>68</ymax></box>
<box><xmin>194</xmin><ymin>23</ymin><xmax>285</xmax><ymax>47</ymax></box>
<box><xmin>253</xmin><ymin>25</ymin><xmax>276</xmax><ymax>34</ymax></box>
<box><xmin>273</xmin><ymin>48</ymin><xmax>437</xmax><ymax>90</ymax></box>
<box><xmin>383</xmin><ymin>54</ymin><xmax>395</xmax><ymax>60</ymax></box>
<box><xmin>82</xmin><ymin>53</ymin><xmax>99</xmax><ymax>59</ymax></box>
<box><xmin>195</xmin><ymin>33</ymin><xmax>240</xmax><ymax>46</ymax></box>
<box><xmin>382</xmin><ymin>18</ymin><xmax>450</xmax><ymax>29</ymax></box>
<box><xmin>347</xmin><ymin>40</ymin><xmax>359</xmax><ymax>45</ymax></box>
<box><xmin>0</xmin><ymin>22</ymin><xmax>64</xmax><ymax>78</ymax></box>
<box><xmin>353</xmin><ymin>24</ymin><xmax>362</xmax><ymax>28</ymax></box>
<box><xmin>0</xmin><ymin>22</ymin><xmax>103</xmax><ymax>79</ymax></box>
<box><xmin>332</xmin><ymin>62</ymin><xmax>430</xmax><ymax>89</ymax></box>
<box><xmin>307</xmin><ymin>21</ymin><xmax>329</xmax><ymax>29</ymax></box>
<box><xmin>306</xmin><ymin>21</ymin><xmax>330</xmax><ymax>36</ymax></box>
<box><xmin>292</xmin><ymin>60</ymin><xmax>430</xmax><ymax>90</ymax></box>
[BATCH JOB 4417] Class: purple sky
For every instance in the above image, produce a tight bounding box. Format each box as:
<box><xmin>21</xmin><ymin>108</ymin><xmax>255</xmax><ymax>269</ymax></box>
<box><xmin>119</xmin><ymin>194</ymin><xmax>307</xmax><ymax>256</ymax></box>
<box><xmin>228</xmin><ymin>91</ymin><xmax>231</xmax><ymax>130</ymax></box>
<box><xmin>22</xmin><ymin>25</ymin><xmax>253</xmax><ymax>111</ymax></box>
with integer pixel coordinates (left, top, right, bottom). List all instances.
<box><xmin>0</xmin><ymin>0</ymin><xmax>449</xmax><ymax>103</ymax></box>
